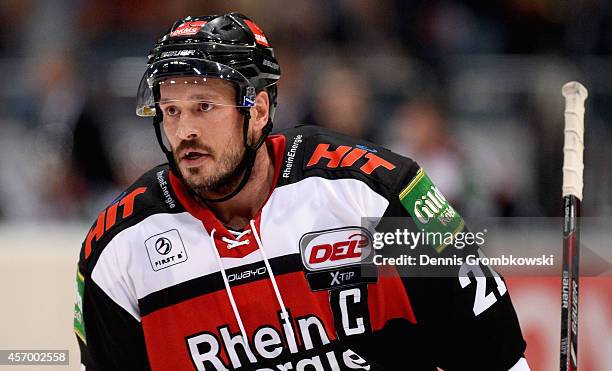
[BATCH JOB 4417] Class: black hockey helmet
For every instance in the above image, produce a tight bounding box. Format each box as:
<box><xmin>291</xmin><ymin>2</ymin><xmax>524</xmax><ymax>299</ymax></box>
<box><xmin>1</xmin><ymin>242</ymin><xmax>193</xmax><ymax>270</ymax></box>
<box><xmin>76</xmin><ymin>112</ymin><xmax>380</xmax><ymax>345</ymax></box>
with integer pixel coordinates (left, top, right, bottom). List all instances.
<box><xmin>135</xmin><ymin>13</ymin><xmax>281</xmax><ymax>202</ymax></box>
<box><xmin>137</xmin><ymin>12</ymin><xmax>280</xmax><ymax>119</ymax></box>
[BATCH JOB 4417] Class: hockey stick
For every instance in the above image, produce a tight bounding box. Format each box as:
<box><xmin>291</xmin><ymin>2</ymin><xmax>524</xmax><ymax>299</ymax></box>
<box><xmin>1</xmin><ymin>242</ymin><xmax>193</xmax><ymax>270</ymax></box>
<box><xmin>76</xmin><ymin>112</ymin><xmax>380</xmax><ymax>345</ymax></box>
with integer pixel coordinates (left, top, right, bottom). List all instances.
<box><xmin>559</xmin><ymin>81</ymin><xmax>588</xmax><ymax>371</ymax></box>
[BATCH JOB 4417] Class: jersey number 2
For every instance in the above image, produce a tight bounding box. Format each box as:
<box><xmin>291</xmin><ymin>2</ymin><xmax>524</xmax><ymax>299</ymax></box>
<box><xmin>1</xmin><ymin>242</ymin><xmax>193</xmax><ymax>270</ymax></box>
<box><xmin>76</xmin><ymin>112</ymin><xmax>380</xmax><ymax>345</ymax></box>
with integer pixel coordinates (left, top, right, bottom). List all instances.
<box><xmin>458</xmin><ymin>250</ymin><xmax>507</xmax><ymax>316</ymax></box>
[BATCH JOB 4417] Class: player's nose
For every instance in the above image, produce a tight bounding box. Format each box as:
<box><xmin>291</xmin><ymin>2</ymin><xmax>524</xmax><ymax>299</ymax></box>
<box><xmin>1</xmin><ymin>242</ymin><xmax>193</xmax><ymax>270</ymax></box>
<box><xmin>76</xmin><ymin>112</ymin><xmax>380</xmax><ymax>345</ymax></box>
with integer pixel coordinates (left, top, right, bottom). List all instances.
<box><xmin>176</xmin><ymin>114</ymin><xmax>201</xmax><ymax>140</ymax></box>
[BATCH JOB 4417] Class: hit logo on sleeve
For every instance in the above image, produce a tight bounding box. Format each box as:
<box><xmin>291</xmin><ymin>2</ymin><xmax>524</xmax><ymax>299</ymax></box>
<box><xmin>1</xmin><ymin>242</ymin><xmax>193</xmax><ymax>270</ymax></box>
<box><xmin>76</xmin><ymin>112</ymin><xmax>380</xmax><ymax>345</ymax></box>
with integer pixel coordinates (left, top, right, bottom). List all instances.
<box><xmin>399</xmin><ymin>168</ymin><xmax>464</xmax><ymax>252</ymax></box>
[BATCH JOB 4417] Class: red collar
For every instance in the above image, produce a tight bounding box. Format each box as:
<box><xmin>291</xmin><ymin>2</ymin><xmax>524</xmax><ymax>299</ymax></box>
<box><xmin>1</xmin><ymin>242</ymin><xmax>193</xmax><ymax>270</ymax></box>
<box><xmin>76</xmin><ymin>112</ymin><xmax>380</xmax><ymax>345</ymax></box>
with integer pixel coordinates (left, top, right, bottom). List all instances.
<box><xmin>169</xmin><ymin>135</ymin><xmax>286</xmax><ymax>258</ymax></box>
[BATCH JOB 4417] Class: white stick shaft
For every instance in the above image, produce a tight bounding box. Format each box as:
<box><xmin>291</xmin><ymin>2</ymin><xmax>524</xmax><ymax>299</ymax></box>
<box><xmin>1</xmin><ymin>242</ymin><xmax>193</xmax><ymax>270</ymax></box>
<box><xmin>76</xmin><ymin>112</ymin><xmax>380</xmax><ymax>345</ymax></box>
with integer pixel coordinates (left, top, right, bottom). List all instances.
<box><xmin>562</xmin><ymin>81</ymin><xmax>588</xmax><ymax>200</ymax></box>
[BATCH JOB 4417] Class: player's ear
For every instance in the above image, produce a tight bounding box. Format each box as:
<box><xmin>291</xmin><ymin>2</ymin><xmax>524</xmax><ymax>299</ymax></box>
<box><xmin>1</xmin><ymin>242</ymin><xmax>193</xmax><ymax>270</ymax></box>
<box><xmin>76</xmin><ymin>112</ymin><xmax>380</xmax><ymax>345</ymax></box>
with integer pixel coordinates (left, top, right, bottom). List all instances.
<box><xmin>251</xmin><ymin>90</ymin><xmax>270</xmax><ymax>131</ymax></box>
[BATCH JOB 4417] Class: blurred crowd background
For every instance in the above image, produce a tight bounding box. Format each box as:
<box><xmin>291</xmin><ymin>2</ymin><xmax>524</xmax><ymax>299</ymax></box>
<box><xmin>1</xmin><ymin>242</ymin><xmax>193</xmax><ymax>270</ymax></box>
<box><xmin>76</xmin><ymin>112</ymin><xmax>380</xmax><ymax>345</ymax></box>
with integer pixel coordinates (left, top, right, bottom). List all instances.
<box><xmin>0</xmin><ymin>0</ymin><xmax>610</xmax><ymax>221</ymax></box>
<box><xmin>0</xmin><ymin>2</ymin><xmax>610</xmax><ymax>370</ymax></box>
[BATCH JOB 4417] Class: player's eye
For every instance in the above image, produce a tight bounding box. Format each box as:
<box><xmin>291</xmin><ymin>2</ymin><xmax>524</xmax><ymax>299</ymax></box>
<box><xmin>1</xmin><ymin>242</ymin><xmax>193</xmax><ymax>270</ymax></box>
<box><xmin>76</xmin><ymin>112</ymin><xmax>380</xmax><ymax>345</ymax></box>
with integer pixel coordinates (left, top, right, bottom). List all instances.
<box><xmin>199</xmin><ymin>102</ymin><xmax>214</xmax><ymax>112</ymax></box>
<box><xmin>164</xmin><ymin>106</ymin><xmax>179</xmax><ymax>117</ymax></box>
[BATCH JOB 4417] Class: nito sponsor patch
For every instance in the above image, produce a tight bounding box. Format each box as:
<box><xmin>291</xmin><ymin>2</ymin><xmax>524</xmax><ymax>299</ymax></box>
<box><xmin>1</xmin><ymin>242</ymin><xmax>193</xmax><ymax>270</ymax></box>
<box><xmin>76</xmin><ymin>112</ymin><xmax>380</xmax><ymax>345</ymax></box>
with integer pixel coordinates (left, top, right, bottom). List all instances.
<box><xmin>145</xmin><ymin>229</ymin><xmax>188</xmax><ymax>271</ymax></box>
<box><xmin>300</xmin><ymin>227</ymin><xmax>377</xmax><ymax>291</ymax></box>
<box><xmin>399</xmin><ymin>168</ymin><xmax>464</xmax><ymax>252</ymax></box>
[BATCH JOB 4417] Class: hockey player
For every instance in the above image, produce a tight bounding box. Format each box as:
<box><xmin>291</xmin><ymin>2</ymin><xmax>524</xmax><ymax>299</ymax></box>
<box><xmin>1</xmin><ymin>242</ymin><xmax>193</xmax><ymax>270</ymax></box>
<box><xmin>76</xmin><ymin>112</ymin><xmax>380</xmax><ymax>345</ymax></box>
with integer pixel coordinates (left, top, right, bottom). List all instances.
<box><xmin>74</xmin><ymin>13</ymin><xmax>530</xmax><ymax>370</ymax></box>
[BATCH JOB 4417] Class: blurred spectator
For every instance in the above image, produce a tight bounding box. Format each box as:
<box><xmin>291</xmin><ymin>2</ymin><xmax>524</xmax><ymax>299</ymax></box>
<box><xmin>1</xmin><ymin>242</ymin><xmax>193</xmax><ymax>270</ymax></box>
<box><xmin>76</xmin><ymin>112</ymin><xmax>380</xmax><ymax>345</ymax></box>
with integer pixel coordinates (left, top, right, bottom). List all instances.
<box><xmin>27</xmin><ymin>52</ymin><xmax>118</xmax><ymax>219</ymax></box>
<box><xmin>271</xmin><ymin>46</ymin><xmax>308</xmax><ymax>131</ymax></box>
<box><xmin>0</xmin><ymin>0</ymin><xmax>609</xmax><ymax>221</ymax></box>
<box><xmin>307</xmin><ymin>65</ymin><xmax>374</xmax><ymax>139</ymax></box>
<box><xmin>385</xmin><ymin>98</ymin><xmax>483</xmax><ymax>215</ymax></box>
<box><xmin>0</xmin><ymin>0</ymin><xmax>32</xmax><ymax>54</ymax></box>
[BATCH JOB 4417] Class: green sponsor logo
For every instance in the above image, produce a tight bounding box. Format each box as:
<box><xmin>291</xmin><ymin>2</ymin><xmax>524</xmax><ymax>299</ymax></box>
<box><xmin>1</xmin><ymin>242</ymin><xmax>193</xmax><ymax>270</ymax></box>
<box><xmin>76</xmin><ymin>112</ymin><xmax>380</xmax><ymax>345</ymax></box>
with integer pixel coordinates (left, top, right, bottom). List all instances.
<box><xmin>74</xmin><ymin>270</ymin><xmax>86</xmax><ymax>344</ymax></box>
<box><xmin>399</xmin><ymin>168</ymin><xmax>464</xmax><ymax>252</ymax></box>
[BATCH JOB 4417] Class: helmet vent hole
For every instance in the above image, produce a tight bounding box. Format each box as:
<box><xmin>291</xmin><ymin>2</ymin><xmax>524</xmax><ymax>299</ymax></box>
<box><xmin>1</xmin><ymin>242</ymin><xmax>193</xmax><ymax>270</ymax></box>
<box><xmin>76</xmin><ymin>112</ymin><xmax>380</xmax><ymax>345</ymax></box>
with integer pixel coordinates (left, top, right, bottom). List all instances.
<box><xmin>210</xmin><ymin>23</ymin><xmax>236</xmax><ymax>35</ymax></box>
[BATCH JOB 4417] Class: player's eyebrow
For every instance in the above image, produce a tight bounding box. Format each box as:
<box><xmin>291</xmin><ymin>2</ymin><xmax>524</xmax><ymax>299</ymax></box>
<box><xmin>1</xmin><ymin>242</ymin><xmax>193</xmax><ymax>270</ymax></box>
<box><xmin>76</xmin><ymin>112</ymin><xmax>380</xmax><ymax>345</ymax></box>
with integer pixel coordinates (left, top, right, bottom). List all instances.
<box><xmin>159</xmin><ymin>94</ymin><xmax>219</xmax><ymax>103</ymax></box>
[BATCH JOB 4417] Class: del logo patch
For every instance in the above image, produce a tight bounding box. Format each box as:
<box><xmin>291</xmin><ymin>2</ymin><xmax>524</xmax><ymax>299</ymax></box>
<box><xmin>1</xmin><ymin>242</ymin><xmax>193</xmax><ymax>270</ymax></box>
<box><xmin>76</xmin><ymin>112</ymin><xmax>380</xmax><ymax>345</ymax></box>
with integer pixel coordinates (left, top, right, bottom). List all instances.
<box><xmin>399</xmin><ymin>168</ymin><xmax>464</xmax><ymax>252</ymax></box>
<box><xmin>300</xmin><ymin>227</ymin><xmax>377</xmax><ymax>291</ymax></box>
<box><xmin>145</xmin><ymin>229</ymin><xmax>188</xmax><ymax>271</ymax></box>
<box><xmin>300</xmin><ymin>227</ymin><xmax>374</xmax><ymax>270</ymax></box>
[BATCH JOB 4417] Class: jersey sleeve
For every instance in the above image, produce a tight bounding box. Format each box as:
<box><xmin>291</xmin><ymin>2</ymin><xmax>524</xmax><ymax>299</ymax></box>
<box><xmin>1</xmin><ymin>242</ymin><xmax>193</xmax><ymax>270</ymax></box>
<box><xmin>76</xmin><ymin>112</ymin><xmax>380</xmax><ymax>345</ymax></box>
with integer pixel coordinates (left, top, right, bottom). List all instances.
<box><xmin>72</xmin><ymin>169</ymin><xmax>172</xmax><ymax>370</ymax></box>
<box><xmin>382</xmin><ymin>161</ymin><xmax>527</xmax><ymax>371</ymax></box>
<box><xmin>75</xmin><ymin>235</ymin><xmax>151</xmax><ymax>370</ymax></box>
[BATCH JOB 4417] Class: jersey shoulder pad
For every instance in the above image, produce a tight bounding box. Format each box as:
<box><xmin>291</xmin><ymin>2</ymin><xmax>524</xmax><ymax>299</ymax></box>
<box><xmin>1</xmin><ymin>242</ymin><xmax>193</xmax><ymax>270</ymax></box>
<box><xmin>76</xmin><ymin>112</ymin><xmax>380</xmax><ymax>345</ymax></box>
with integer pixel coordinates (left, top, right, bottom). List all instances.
<box><xmin>276</xmin><ymin>125</ymin><xmax>420</xmax><ymax>199</ymax></box>
<box><xmin>78</xmin><ymin>164</ymin><xmax>184</xmax><ymax>272</ymax></box>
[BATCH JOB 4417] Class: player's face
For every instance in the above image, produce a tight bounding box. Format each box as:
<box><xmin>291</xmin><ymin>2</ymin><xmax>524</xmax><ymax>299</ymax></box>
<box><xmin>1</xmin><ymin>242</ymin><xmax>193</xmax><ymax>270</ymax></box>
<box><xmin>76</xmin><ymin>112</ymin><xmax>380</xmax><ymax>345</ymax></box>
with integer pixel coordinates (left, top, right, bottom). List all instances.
<box><xmin>158</xmin><ymin>77</ymin><xmax>247</xmax><ymax>196</ymax></box>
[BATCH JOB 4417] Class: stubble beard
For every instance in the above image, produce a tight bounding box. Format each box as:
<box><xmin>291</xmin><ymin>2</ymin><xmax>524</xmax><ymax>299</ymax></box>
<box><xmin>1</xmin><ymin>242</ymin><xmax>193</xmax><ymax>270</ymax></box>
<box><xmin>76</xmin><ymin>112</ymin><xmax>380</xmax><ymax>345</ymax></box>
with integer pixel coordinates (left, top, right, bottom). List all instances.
<box><xmin>174</xmin><ymin>140</ymin><xmax>247</xmax><ymax>198</ymax></box>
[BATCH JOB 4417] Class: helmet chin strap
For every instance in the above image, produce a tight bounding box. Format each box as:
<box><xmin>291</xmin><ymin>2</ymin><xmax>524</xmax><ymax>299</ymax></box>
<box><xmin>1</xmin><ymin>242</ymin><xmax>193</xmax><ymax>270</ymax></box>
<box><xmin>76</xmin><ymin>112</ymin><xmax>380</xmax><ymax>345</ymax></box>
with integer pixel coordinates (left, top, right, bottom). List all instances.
<box><xmin>153</xmin><ymin>106</ymin><xmax>273</xmax><ymax>204</ymax></box>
